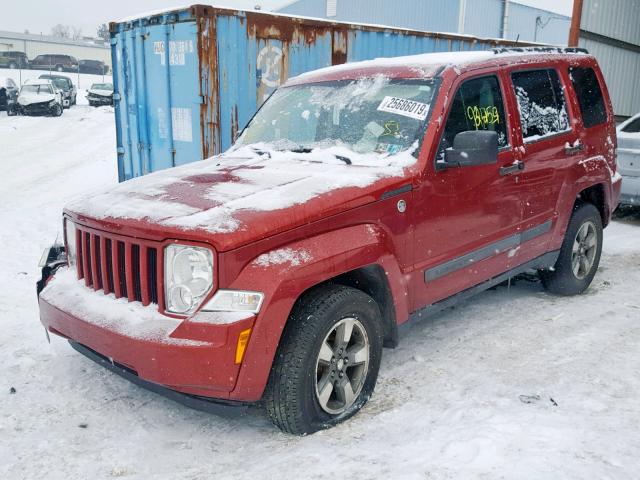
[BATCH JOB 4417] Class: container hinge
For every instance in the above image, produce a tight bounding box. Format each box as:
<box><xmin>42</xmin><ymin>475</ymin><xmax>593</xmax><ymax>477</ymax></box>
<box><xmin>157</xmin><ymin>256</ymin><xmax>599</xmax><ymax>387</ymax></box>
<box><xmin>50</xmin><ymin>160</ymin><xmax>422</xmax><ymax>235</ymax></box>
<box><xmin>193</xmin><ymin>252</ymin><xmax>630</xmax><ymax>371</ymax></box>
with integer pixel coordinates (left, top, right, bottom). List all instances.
<box><xmin>116</xmin><ymin>147</ymin><xmax>125</xmax><ymax>154</ymax></box>
<box><xmin>113</xmin><ymin>93</ymin><xmax>121</xmax><ymax>101</ymax></box>
<box><xmin>110</xmin><ymin>38</ymin><xmax>118</xmax><ymax>46</ymax></box>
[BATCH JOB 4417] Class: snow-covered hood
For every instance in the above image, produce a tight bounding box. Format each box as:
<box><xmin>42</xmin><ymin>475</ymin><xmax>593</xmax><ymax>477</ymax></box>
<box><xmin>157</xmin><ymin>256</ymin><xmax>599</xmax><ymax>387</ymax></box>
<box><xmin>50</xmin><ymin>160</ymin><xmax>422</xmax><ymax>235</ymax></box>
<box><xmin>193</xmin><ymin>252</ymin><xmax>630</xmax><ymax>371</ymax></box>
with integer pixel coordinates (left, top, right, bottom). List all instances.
<box><xmin>88</xmin><ymin>88</ymin><xmax>113</xmax><ymax>97</ymax></box>
<box><xmin>65</xmin><ymin>144</ymin><xmax>416</xmax><ymax>251</ymax></box>
<box><xmin>18</xmin><ymin>93</ymin><xmax>55</xmax><ymax>106</ymax></box>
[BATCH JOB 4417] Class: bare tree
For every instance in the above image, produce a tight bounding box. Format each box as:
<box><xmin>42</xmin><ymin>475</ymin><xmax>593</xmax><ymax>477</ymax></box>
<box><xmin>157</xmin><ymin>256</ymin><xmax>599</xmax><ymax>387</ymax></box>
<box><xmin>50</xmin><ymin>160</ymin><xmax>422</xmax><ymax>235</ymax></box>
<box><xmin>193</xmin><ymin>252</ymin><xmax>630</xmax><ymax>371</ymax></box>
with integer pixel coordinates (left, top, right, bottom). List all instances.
<box><xmin>97</xmin><ymin>23</ymin><xmax>110</xmax><ymax>43</ymax></box>
<box><xmin>50</xmin><ymin>24</ymin><xmax>71</xmax><ymax>39</ymax></box>
<box><xmin>71</xmin><ymin>26</ymin><xmax>83</xmax><ymax>40</ymax></box>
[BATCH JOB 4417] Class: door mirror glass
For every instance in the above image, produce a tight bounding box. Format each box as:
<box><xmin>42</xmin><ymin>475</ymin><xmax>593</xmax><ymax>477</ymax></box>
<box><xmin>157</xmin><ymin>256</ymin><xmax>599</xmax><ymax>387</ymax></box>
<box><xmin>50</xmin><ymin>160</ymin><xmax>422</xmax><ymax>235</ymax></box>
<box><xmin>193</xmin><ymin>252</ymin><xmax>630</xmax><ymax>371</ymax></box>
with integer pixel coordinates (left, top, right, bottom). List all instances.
<box><xmin>443</xmin><ymin>130</ymin><xmax>498</xmax><ymax>168</ymax></box>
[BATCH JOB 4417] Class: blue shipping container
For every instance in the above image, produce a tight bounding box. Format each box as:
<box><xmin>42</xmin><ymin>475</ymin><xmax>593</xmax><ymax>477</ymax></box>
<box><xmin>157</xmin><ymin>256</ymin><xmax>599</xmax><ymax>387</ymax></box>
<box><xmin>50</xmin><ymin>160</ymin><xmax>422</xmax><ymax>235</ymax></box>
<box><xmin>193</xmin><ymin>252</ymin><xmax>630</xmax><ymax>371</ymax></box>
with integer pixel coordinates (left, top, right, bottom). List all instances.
<box><xmin>110</xmin><ymin>5</ymin><xmax>532</xmax><ymax>180</ymax></box>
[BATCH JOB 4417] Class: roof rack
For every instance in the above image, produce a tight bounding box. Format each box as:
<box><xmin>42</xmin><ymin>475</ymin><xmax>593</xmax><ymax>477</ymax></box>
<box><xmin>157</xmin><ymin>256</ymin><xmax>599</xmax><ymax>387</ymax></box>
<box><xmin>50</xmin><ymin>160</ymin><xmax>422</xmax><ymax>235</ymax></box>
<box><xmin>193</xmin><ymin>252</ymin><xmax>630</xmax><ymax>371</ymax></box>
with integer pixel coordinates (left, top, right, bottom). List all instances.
<box><xmin>491</xmin><ymin>46</ymin><xmax>589</xmax><ymax>55</ymax></box>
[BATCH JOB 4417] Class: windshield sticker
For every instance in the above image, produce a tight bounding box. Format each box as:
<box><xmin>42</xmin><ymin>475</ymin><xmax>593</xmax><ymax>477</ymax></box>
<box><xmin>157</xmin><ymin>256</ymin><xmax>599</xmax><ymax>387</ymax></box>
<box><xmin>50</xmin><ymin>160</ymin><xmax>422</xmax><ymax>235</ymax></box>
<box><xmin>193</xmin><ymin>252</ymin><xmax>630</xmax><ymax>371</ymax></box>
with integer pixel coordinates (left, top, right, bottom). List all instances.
<box><xmin>466</xmin><ymin>106</ymin><xmax>500</xmax><ymax>129</ymax></box>
<box><xmin>381</xmin><ymin>120</ymin><xmax>401</xmax><ymax>137</ymax></box>
<box><xmin>377</xmin><ymin>96</ymin><xmax>429</xmax><ymax>120</ymax></box>
<box><xmin>375</xmin><ymin>143</ymin><xmax>403</xmax><ymax>155</ymax></box>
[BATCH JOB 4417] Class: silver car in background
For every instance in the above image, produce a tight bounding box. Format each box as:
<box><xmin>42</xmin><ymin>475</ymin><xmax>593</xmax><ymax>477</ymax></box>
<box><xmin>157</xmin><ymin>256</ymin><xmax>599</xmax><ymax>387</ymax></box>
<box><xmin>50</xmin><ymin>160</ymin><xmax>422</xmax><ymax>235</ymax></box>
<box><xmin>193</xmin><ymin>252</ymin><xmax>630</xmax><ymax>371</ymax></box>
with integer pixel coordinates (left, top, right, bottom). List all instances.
<box><xmin>617</xmin><ymin>113</ymin><xmax>640</xmax><ymax>207</ymax></box>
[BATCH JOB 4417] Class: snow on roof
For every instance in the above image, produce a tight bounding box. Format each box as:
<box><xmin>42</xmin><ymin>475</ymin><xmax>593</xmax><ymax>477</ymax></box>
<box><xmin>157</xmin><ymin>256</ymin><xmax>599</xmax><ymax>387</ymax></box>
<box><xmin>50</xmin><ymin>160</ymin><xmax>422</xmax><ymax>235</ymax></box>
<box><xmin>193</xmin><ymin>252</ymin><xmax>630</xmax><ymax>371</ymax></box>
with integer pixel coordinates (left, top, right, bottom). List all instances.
<box><xmin>291</xmin><ymin>51</ymin><xmax>495</xmax><ymax>82</ymax></box>
<box><xmin>289</xmin><ymin>48</ymin><xmax>590</xmax><ymax>83</ymax></box>
<box><xmin>23</xmin><ymin>78</ymin><xmax>53</xmax><ymax>85</ymax></box>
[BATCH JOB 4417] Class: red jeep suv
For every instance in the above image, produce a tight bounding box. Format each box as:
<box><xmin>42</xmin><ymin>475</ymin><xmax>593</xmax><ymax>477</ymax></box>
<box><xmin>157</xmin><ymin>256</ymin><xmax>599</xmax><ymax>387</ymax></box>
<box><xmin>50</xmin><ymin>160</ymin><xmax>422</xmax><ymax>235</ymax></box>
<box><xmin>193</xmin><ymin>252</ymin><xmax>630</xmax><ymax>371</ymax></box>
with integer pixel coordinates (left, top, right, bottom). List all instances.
<box><xmin>37</xmin><ymin>48</ymin><xmax>620</xmax><ymax>434</ymax></box>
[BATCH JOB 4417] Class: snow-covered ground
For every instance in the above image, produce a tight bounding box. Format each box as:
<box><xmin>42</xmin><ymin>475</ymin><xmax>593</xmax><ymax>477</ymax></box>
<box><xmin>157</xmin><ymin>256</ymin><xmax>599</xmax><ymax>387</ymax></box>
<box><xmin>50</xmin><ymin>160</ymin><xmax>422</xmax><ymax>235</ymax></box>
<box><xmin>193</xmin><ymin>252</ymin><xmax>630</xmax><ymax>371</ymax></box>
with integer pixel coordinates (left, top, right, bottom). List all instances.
<box><xmin>1</xmin><ymin>106</ymin><xmax>639</xmax><ymax>479</ymax></box>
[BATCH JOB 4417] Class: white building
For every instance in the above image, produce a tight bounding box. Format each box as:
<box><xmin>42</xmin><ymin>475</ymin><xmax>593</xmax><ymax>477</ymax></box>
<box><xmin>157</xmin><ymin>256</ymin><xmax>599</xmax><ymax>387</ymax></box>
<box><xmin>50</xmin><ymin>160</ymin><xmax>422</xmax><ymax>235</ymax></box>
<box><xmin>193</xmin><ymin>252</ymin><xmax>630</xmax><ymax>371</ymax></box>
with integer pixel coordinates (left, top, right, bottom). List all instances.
<box><xmin>0</xmin><ymin>30</ymin><xmax>111</xmax><ymax>65</ymax></box>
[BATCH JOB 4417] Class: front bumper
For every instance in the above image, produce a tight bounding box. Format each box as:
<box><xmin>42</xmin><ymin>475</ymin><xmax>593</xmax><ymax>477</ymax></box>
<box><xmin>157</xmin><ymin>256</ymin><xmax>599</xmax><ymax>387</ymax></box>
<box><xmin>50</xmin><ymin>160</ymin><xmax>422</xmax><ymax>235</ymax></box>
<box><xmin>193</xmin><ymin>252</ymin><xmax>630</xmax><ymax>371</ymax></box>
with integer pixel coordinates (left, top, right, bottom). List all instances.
<box><xmin>38</xmin><ymin>266</ymin><xmax>257</xmax><ymax>402</ymax></box>
<box><xmin>619</xmin><ymin>175</ymin><xmax>640</xmax><ymax>206</ymax></box>
<box><xmin>19</xmin><ymin>102</ymin><xmax>55</xmax><ymax>115</ymax></box>
<box><xmin>87</xmin><ymin>95</ymin><xmax>112</xmax><ymax>105</ymax></box>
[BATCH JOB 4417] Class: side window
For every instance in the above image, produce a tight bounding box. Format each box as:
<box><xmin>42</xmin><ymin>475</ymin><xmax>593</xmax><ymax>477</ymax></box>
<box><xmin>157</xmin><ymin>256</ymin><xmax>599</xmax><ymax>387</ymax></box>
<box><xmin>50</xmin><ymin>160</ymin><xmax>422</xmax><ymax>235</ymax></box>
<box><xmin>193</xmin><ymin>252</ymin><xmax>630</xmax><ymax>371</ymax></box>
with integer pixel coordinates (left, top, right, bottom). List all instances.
<box><xmin>569</xmin><ymin>67</ymin><xmax>607</xmax><ymax>128</ymax></box>
<box><xmin>512</xmin><ymin>69</ymin><xmax>570</xmax><ymax>141</ymax></box>
<box><xmin>438</xmin><ymin>75</ymin><xmax>509</xmax><ymax>158</ymax></box>
<box><xmin>622</xmin><ymin>117</ymin><xmax>640</xmax><ymax>134</ymax></box>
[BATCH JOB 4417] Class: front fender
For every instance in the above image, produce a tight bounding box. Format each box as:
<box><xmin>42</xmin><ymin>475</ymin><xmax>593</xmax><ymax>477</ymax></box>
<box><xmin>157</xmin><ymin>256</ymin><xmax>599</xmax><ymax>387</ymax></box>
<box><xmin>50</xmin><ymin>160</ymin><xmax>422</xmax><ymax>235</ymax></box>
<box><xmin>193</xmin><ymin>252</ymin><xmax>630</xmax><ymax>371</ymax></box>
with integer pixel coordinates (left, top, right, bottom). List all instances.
<box><xmin>226</xmin><ymin>223</ymin><xmax>409</xmax><ymax>401</ymax></box>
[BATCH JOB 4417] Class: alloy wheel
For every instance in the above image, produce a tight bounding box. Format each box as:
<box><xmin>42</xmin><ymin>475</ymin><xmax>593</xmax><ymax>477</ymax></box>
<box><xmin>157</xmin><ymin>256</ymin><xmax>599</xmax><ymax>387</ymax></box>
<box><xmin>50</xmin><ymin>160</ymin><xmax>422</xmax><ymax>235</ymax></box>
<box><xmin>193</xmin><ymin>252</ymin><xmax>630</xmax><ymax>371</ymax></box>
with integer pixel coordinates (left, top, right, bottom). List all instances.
<box><xmin>571</xmin><ymin>220</ymin><xmax>597</xmax><ymax>279</ymax></box>
<box><xmin>315</xmin><ymin>317</ymin><xmax>369</xmax><ymax>415</ymax></box>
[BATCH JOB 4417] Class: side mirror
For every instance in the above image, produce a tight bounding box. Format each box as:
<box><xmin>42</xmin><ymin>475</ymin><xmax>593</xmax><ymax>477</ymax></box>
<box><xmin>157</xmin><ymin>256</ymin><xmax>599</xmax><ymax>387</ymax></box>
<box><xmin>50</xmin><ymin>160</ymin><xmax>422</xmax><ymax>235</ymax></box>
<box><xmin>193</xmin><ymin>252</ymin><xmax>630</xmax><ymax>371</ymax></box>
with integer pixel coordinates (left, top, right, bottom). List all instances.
<box><xmin>442</xmin><ymin>130</ymin><xmax>499</xmax><ymax>169</ymax></box>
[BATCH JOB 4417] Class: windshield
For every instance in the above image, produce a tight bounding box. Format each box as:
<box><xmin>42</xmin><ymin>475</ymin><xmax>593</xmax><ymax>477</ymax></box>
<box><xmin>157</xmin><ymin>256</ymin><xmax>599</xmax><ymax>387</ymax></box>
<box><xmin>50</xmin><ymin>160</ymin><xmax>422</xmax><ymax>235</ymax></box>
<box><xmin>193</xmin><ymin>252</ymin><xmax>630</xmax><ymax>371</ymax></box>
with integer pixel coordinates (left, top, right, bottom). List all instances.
<box><xmin>52</xmin><ymin>79</ymin><xmax>68</xmax><ymax>90</ymax></box>
<box><xmin>21</xmin><ymin>84</ymin><xmax>52</xmax><ymax>95</ymax></box>
<box><xmin>236</xmin><ymin>76</ymin><xmax>435</xmax><ymax>157</ymax></box>
<box><xmin>91</xmin><ymin>83</ymin><xmax>113</xmax><ymax>91</ymax></box>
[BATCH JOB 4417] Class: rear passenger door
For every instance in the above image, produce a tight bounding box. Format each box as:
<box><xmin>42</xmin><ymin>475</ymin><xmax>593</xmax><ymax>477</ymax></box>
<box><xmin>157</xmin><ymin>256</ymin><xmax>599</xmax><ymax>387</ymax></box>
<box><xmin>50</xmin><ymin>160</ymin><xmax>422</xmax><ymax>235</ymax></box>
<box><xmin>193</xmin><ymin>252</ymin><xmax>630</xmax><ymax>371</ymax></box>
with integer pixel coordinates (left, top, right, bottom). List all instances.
<box><xmin>508</xmin><ymin>66</ymin><xmax>579</xmax><ymax>262</ymax></box>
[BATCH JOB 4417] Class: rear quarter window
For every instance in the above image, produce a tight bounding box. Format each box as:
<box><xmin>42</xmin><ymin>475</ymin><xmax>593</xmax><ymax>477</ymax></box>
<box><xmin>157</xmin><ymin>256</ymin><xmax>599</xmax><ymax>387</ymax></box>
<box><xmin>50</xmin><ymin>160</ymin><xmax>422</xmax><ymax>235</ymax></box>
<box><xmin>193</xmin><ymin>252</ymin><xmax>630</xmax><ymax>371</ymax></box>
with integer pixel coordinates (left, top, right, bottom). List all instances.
<box><xmin>511</xmin><ymin>68</ymin><xmax>570</xmax><ymax>142</ymax></box>
<box><xmin>569</xmin><ymin>67</ymin><xmax>607</xmax><ymax>128</ymax></box>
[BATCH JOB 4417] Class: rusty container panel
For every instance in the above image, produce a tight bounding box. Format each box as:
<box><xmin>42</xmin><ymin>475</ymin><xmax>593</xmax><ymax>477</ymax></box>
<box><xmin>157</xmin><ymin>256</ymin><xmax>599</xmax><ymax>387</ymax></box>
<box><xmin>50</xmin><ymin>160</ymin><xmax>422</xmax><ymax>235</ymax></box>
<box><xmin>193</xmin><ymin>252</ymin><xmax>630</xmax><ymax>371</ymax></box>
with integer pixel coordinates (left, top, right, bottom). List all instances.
<box><xmin>112</xmin><ymin>5</ymin><xmax>530</xmax><ymax>180</ymax></box>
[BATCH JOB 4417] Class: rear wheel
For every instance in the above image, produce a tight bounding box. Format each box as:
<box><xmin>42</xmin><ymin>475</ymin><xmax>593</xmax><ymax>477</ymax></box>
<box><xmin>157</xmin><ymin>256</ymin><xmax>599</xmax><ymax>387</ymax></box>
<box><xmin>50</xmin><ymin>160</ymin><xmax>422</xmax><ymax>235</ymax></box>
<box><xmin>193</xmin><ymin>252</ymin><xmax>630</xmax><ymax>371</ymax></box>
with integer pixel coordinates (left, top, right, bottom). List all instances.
<box><xmin>8</xmin><ymin>62</ymin><xmax>17</xmax><ymax>69</ymax></box>
<box><xmin>539</xmin><ymin>202</ymin><xmax>603</xmax><ymax>295</ymax></box>
<box><xmin>55</xmin><ymin>65</ymin><xmax>64</xmax><ymax>72</ymax></box>
<box><xmin>264</xmin><ymin>284</ymin><xmax>383</xmax><ymax>435</ymax></box>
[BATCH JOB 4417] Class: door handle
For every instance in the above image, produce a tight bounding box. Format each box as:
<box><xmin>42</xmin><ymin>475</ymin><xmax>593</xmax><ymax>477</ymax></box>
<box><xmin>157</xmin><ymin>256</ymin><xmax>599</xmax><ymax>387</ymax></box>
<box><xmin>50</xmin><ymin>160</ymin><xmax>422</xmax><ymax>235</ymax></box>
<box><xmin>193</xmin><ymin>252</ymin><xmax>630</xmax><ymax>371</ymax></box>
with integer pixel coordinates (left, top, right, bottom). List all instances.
<box><xmin>565</xmin><ymin>141</ymin><xmax>584</xmax><ymax>155</ymax></box>
<box><xmin>500</xmin><ymin>160</ymin><xmax>524</xmax><ymax>176</ymax></box>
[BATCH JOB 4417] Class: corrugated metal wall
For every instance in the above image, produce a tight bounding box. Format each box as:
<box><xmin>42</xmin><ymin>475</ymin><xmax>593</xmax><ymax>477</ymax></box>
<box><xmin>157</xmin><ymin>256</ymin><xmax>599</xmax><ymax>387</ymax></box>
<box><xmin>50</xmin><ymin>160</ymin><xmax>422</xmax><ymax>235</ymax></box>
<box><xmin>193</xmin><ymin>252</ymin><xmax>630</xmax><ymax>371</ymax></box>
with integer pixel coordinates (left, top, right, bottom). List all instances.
<box><xmin>278</xmin><ymin>0</ymin><xmax>460</xmax><ymax>33</ymax></box>
<box><xmin>575</xmin><ymin>0</ymin><xmax>640</xmax><ymax>117</ymax></box>
<box><xmin>278</xmin><ymin>0</ymin><xmax>571</xmax><ymax>44</ymax></box>
<box><xmin>0</xmin><ymin>34</ymin><xmax>111</xmax><ymax>63</ymax></box>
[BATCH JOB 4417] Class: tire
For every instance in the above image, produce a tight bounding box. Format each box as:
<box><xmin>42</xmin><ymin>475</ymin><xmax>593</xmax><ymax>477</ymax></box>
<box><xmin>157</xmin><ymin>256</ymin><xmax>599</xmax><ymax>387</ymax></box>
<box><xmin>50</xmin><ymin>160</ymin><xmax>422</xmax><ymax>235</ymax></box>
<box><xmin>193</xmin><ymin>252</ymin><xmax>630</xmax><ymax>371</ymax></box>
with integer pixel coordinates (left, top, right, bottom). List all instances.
<box><xmin>51</xmin><ymin>104</ymin><xmax>63</xmax><ymax>117</ymax></box>
<box><xmin>56</xmin><ymin>65</ymin><xmax>64</xmax><ymax>72</ymax></box>
<box><xmin>8</xmin><ymin>62</ymin><xmax>17</xmax><ymax>69</ymax></box>
<box><xmin>539</xmin><ymin>202</ymin><xmax>603</xmax><ymax>295</ymax></box>
<box><xmin>264</xmin><ymin>284</ymin><xmax>384</xmax><ymax>435</ymax></box>
<box><xmin>7</xmin><ymin>105</ymin><xmax>16</xmax><ymax>116</ymax></box>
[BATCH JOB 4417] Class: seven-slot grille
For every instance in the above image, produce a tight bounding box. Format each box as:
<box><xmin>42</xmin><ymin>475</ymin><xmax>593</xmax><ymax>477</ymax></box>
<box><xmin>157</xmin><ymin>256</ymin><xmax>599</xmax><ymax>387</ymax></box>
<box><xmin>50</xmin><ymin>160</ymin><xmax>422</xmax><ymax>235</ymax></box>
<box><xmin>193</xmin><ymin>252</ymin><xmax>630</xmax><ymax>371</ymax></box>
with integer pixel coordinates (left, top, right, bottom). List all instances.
<box><xmin>74</xmin><ymin>224</ymin><xmax>160</xmax><ymax>306</ymax></box>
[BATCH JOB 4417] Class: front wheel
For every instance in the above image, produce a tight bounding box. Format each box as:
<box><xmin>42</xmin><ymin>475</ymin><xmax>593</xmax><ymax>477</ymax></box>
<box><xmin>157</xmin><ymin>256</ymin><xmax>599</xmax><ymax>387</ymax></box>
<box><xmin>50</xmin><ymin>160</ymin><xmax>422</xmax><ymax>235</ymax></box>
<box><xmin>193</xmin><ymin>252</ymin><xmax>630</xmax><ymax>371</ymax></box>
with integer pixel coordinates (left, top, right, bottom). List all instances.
<box><xmin>51</xmin><ymin>104</ymin><xmax>63</xmax><ymax>117</ymax></box>
<box><xmin>539</xmin><ymin>202</ymin><xmax>603</xmax><ymax>295</ymax></box>
<box><xmin>7</xmin><ymin>105</ymin><xmax>17</xmax><ymax>116</ymax></box>
<box><xmin>264</xmin><ymin>285</ymin><xmax>383</xmax><ymax>435</ymax></box>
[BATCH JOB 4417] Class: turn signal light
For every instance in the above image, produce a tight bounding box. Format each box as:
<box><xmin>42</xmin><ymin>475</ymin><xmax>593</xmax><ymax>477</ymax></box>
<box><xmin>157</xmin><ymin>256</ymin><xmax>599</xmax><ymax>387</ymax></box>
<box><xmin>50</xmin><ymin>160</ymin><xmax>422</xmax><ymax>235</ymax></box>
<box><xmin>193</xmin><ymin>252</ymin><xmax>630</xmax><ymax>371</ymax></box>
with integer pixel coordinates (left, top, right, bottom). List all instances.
<box><xmin>235</xmin><ymin>328</ymin><xmax>252</xmax><ymax>364</ymax></box>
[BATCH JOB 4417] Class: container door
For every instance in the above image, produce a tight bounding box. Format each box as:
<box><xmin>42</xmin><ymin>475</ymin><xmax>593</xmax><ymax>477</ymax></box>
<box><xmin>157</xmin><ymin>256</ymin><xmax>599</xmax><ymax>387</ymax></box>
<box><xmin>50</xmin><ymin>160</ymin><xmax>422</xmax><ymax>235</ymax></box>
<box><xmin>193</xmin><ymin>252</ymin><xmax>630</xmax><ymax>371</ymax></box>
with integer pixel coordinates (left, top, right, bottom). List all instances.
<box><xmin>213</xmin><ymin>13</ymin><xmax>334</xmax><ymax>155</ymax></box>
<box><xmin>113</xmin><ymin>19</ymin><xmax>202</xmax><ymax>181</ymax></box>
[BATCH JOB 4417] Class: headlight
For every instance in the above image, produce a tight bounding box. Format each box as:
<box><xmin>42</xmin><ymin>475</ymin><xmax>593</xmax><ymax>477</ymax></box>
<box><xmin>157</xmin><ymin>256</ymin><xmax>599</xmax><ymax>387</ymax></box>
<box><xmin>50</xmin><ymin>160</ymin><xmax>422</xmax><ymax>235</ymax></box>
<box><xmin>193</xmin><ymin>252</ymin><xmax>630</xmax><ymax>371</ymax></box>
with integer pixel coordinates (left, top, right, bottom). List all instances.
<box><xmin>202</xmin><ymin>290</ymin><xmax>264</xmax><ymax>314</ymax></box>
<box><xmin>64</xmin><ymin>220</ymin><xmax>77</xmax><ymax>266</ymax></box>
<box><xmin>49</xmin><ymin>100</ymin><xmax>56</xmax><ymax>106</ymax></box>
<box><xmin>164</xmin><ymin>245</ymin><xmax>214</xmax><ymax>315</ymax></box>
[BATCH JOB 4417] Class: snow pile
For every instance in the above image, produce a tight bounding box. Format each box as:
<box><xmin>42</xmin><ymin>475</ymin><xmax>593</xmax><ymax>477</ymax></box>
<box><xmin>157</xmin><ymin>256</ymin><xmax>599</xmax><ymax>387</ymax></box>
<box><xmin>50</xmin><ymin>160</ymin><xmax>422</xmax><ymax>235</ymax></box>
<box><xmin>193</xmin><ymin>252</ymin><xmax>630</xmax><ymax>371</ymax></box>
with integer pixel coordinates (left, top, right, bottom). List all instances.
<box><xmin>40</xmin><ymin>268</ymin><xmax>204</xmax><ymax>346</ymax></box>
<box><xmin>254</xmin><ymin>248</ymin><xmax>312</xmax><ymax>267</ymax></box>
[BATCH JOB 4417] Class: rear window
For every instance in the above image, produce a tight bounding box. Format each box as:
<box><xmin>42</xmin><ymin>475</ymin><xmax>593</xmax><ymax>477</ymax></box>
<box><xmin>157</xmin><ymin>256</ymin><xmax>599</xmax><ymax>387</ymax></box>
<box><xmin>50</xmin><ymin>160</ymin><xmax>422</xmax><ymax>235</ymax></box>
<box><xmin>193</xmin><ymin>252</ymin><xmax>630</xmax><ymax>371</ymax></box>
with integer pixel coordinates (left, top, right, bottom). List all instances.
<box><xmin>622</xmin><ymin>117</ymin><xmax>640</xmax><ymax>133</ymax></box>
<box><xmin>569</xmin><ymin>67</ymin><xmax>607</xmax><ymax>128</ymax></box>
<box><xmin>511</xmin><ymin>69</ymin><xmax>570</xmax><ymax>141</ymax></box>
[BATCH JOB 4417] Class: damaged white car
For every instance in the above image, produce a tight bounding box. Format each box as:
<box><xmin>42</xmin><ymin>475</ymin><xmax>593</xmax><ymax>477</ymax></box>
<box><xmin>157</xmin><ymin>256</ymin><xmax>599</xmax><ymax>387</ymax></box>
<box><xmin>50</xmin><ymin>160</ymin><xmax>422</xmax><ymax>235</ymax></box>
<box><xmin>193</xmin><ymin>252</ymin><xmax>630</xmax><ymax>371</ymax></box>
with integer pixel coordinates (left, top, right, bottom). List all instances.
<box><xmin>16</xmin><ymin>79</ymin><xmax>64</xmax><ymax>117</ymax></box>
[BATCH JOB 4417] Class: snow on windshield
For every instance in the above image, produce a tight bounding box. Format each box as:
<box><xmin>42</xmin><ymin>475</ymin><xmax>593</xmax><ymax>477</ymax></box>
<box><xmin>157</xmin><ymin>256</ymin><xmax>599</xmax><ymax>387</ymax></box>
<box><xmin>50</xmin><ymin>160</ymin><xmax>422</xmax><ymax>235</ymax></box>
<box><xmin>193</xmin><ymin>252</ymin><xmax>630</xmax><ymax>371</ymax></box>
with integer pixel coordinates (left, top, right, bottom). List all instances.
<box><xmin>237</xmin><ymin>75</ymin><xmax>435</xmax><ymax>157</ymax></box>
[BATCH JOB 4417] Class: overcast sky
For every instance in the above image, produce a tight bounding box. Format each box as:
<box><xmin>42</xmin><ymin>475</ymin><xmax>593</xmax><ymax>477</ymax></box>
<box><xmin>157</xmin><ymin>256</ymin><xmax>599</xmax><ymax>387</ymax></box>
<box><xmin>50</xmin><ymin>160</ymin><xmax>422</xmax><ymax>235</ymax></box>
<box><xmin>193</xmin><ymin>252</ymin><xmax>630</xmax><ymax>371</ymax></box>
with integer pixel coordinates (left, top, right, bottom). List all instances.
<box><xmin>1</xmin><ymin>0</ymin><xmax>574</xmax><ymax>38</ymax></box>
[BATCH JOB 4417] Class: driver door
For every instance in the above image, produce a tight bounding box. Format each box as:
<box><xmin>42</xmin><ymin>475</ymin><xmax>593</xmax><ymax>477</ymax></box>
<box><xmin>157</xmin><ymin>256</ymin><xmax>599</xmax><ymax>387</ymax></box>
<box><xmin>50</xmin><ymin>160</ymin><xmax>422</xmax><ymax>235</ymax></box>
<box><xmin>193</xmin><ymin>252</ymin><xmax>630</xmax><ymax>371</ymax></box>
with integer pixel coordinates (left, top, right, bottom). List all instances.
<box><xmin>411</xmin><ymin>71</ymin><xmax>525</xmax><ymax>309</ymax></box>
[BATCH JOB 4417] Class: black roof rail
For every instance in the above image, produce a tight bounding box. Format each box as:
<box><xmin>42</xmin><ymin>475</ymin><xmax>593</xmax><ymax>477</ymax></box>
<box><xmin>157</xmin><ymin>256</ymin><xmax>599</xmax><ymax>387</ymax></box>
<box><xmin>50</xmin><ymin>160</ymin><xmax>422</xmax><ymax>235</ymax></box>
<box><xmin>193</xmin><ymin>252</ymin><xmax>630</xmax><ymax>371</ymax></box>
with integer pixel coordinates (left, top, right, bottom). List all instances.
<box><xmin>491</xmin><ymin>46</ymin><xmax>589</xmax><ymax>55</ymax></box>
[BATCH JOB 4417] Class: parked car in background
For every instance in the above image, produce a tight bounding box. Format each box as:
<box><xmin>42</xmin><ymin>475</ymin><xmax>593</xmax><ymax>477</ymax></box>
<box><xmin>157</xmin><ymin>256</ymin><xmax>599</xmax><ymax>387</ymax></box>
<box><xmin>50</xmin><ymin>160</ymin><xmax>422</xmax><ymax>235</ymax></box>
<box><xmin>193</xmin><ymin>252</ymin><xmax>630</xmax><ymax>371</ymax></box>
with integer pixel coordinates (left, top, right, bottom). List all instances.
<box><xmin>16</xmin><ymin>79</ymin><xmax>63</xmax><ymax>116</ymax></box>
<box><xmin>0</xmin><ymin>76</ymin><xmax>19</xmax><ymax>115</ymax></box>
<box><xmin>0</xmin><ymin>51</ymin><xmax>30</xmax><ymax>69</ymax></box>
<box><xmin>617</xmin><ymin>113</ymin><xmax>640</xmax><ymax>207</ymax></box>
<box><xmin>30</xmin><ymin>54</ymin><xmax>78</xmax><ymax>72</ymax></box>
<box><xmin>79</xmin><ymin>59</ymin><xmax>109</xmax><ymax>75</ymax></box>
<box><xmin>86</xmin><ymin>83</ymin><xmax>114</xmax><ymax>106</ymax></box>
<box><xmin>39</xmin><ymin>74</ymin><xmax>76</xmax><ymax>108</ymax></box>
<box><xmin>37</xmin><ymin>48</ymin><xmax>620</xmax><ymax>435</ymax></box>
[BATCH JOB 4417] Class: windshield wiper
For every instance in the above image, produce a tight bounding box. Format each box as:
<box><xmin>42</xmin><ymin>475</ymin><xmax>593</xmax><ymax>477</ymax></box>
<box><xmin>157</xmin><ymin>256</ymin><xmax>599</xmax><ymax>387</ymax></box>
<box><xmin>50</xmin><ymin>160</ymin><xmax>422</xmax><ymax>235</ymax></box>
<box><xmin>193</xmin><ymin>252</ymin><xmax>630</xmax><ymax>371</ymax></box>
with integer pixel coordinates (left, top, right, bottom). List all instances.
<box><xmin>289</xmin><ymin>146</ymin><xmax>352</xmax><ymax>165</ymax></box>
